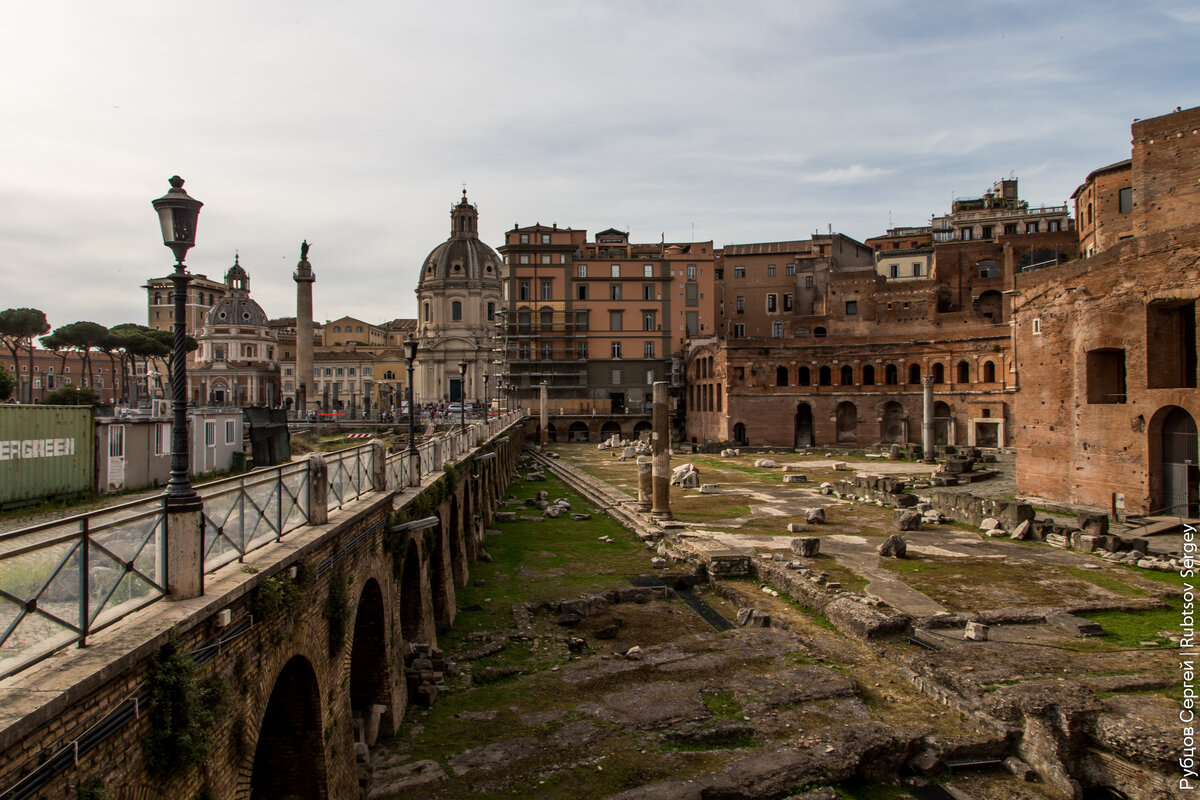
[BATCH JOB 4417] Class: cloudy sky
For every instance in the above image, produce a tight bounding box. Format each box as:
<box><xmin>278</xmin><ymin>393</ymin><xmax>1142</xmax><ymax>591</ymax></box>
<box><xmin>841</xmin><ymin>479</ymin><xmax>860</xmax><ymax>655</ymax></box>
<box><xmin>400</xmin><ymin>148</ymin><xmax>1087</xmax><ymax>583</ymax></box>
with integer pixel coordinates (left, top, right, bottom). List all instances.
<box><xmin>1</xmin><ymin>1</ymin><xmax>1197</xmax><ymax>331</ymax></box>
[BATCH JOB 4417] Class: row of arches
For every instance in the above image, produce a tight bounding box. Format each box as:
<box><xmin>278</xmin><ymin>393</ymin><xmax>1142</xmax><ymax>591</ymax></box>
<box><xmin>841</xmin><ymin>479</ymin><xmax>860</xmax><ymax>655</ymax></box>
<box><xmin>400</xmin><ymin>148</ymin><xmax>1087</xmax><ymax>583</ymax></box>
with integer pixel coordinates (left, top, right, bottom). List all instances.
<box><xmin>537</xmin><ymin>419</ymin><xmax>655</xmax><ymax>442</ymax></box>
<box><xmin>246</xmin><ymin>432</ymin><xmax>518</xmax><ymax>798</ymax></box>
<box><xmin>731</xmin><ymin>400</ymin><xmax>959</xmax><ymax>448</ymax></box>
<box><xmin>773</xmin><ymin>360</ymin><xmax>999</xmax><ymax>388</ymax></box>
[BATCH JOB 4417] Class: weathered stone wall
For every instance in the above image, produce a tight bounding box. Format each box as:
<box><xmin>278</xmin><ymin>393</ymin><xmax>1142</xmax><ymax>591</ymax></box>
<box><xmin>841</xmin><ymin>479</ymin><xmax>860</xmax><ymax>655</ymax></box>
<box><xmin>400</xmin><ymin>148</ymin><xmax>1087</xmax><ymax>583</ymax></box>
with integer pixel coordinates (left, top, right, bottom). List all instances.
<box><xmin>0</xmin><ymin>425</ymin><xmax>525</xmax><ymax>800</ymax></box>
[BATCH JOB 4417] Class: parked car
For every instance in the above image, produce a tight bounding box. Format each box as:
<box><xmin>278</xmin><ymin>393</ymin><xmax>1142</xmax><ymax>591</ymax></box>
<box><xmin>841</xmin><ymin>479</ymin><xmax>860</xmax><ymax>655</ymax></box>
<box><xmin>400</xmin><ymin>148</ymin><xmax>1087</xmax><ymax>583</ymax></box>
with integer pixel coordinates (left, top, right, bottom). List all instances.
<box><xmin>447</xmin><ymin>402</ymin><xmax>474</xmax><ymax>414</ymax></box>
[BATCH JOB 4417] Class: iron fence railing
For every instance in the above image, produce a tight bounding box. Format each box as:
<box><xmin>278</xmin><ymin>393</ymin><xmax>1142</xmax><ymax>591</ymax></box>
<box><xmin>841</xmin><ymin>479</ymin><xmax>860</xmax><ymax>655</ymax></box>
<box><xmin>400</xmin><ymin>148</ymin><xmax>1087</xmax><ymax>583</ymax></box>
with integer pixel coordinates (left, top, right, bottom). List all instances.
<box><xmin>0</xmin><ymin>495</ymin><xmax>168</xmax><ymax>680</ymax></box>
<box><xmin>201</xmin><ymin>462</ymin><xmax>311</xmax><ymax>573</ymax></box>
<box><xmin>0</xmin><ymin>412</ymin><xmax>520</xmax><ymax>680</ymax></box>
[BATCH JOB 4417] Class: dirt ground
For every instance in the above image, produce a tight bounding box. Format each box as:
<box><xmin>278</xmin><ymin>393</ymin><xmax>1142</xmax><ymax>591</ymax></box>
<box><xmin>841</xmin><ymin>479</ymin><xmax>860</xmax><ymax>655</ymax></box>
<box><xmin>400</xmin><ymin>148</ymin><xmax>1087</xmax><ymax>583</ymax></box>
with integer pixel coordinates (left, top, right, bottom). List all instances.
<box><xmin>366</xmin><ymin>445</ymin><xmax>1182</xmax><ymax>800</ymax></box>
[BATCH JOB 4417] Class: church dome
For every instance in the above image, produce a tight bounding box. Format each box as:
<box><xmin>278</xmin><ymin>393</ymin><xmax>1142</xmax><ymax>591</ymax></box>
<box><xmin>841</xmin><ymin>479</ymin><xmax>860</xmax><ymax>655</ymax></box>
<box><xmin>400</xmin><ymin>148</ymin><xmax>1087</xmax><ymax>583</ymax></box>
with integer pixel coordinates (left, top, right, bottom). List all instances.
<box><xmin>417</xmin><ymin>190</ymin><xmax>502</xmax><ymax>288</ymax></box>
<box><xmin>206</xmin><ymin>255</ymin><xmax>269</xmax><ymax>326</ymax></box>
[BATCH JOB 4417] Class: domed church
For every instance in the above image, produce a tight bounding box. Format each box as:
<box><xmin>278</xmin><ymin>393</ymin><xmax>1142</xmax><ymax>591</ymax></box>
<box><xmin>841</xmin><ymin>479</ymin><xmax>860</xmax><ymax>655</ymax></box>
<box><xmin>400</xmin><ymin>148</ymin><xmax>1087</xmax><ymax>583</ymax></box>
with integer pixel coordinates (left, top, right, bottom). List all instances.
<box><xmin>191</xmin><ymin>256</ymin><xmax>281</xmax><ymax>407</ymax></box>
<box><xmin>414</xmin><ymin>191</ymin><xmax>502</xmax><ymax>406</ymax></box>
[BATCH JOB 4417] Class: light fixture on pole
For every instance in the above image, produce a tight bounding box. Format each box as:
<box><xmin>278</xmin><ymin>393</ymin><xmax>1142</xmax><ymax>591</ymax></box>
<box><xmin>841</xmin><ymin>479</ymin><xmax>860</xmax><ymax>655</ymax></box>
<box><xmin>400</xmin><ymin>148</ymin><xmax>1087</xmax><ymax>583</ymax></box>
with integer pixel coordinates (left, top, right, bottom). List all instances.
<box><xmin>458</xmin><ymin>358</ymin><xmax>468</xmax><ymax>434</ymax></box>
<box><xmin>483</xmin><ymin>371</ymin><xmax>489</xmax><ymax>418</ymax></box>
<box><xmin>151</xmin><ymin>176</ymin><xmax>203</xmax><ymax>511</ymax></box>
<box><xmin>403</xmin><ymin>336</ymin><xmax>419</xmax><ymax>485</ymax></box>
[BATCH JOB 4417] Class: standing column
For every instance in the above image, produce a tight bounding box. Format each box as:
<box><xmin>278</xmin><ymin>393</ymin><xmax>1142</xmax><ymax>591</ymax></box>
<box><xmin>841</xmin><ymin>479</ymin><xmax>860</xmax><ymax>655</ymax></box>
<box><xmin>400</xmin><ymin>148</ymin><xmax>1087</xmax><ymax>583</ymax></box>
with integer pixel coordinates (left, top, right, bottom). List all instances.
<box><xmin>636</xmin><ymin>456</ymin><xmax>652</xmax><ymax>513</ymax></box>
<box><xmin>539</xmin><ymin>381</ymin><xmax>549</xmax><ymax>446</ymax></box>
<box><xmin>650</xmin><ymin>381</ymin><xmax>672</xmax><ymax>519</ymax></box>
<box><xmin>294</xmin><ymin>241</ymin><xmax>316</xmax><ymax>416</ymax></box>
<box><xmin>922</xmin><ymin>375</ymin><xmax>936</xmax><ymax>464</ymax></box>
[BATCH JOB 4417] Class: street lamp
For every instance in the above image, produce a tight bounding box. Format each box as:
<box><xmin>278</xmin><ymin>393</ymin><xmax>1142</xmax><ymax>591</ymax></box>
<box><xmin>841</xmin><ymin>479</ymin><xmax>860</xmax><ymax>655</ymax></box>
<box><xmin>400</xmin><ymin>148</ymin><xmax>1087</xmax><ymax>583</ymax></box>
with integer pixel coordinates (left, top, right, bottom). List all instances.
<box><xmin>151</xmin><ymin>176</ymin><xmax>203</xmax><ymax>511</ymax></box>
<box><xmin>403</xmin><ymin>336</ymin><xmax>419</xmax><ymax>485</ymax></box>
<box><xmin>483</xmin><ymin>371</ymin><xmax>490</xmax><ymax>418</ymax></box>
<box><xmin>458</xmin><ymin>358</ymin><xmax>468</xmax><ymax>434</ymax></box>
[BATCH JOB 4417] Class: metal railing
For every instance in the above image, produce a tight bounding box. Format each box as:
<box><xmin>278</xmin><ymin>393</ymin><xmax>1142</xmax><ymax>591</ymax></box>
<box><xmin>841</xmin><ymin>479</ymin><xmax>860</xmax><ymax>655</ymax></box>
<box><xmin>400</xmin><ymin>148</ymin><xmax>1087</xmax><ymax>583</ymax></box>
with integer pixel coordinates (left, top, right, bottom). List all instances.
<box><xmin>0</xmin><ymin>412</ymin><xmax>521</xmax><ymax>680</ymax></box>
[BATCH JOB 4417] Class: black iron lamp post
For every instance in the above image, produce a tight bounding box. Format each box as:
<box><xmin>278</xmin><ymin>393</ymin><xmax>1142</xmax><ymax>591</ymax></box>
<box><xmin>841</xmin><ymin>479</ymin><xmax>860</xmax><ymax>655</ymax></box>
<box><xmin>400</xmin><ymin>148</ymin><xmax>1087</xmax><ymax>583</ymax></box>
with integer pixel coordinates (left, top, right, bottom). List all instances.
<box><xmin>151</xmin><ymin>176</ymin><xmax>203</xmax><ymax>511</ymax></box>
<box><xmin>403</xmin><ymin>336</ymin><xmax>419</xmax><ymax>483</ymax></box>
<box><xmin>458</xmin><ymin>359</ymin><xmax>468</xmax><ymax>434</ymax></box>
<box><xmin>483</xmin><ymin>371</ymin><xmax>489</xmax><ymax>418</ymax></box>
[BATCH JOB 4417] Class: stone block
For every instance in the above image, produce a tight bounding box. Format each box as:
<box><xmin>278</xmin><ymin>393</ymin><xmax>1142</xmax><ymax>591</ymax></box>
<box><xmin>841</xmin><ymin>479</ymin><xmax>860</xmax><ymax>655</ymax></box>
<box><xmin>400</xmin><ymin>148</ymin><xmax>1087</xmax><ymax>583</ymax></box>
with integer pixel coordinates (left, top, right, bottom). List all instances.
<box><xmin>980</xmin><ymin>517</ymin><xmax>1001</xmax><ymax>531</ymax></box>
<box><xmin>790</xmin><ymin>537</ymin><xmax>820</xmax><ymax>557</ymax></box>
<box><xmin>804</xmin><ymin>507</ymin><xmax>826</xmax><ymax>524</ymax></box>
<box><xmin>964</xmin><ymin>621</ymin><xmax>989</xmax><ymax>641</ymax></box>
<box><xmin>1047</xmin><ymin>612</ymin><xmax>1104</xmax><ymax>636</ymax></box>
<box><xmin>786</xmin><ymin>522</ymin><xmax>808</xmax><ymax>533</ymax></box>
<box><xmin>783</xmin><ymin>474</ymin><xmax>806</xmax><ymax>483</ymax></box>
<box><xmin>878</xmin><ymin>534</ymin><xmax>907</xmax><ymax>558</ymax></box>
<box><xmin>784</xmin><ymin>464</ymin><xmax>806</xmax><ymax>472</ymax></box>
<box><xmin>494</xmin><ymin>511</ymin><xmax>517</xmax><ymax>523</ymax></box>
<box><xmin>1079</xmin><ymin>512</ymin><xmax>1110</xmax><ymax>535</ymax></box>
<box><xmin>893</xmin><ymin>510</ymin><xmax>922</xmax><ymax>531</ymax></box>
<box><xmin>1010</xmin><ymin>520</ymin><xmax>1033</xmax><ymax>540</ymax></box>
<box><xmin>699</xmin><ymin>484</ymin><xmax>721</xmax><ymax>494</ymax></box>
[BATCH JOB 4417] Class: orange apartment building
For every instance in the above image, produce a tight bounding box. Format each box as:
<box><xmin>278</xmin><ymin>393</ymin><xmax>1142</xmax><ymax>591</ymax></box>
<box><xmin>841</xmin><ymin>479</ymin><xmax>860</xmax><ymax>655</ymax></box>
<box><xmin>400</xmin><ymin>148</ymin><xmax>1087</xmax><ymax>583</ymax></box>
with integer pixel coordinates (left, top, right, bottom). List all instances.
<box><xmin>498</xmin><ymin>225</ymin><xmax>716</xmax><ymax>414</ymax></box>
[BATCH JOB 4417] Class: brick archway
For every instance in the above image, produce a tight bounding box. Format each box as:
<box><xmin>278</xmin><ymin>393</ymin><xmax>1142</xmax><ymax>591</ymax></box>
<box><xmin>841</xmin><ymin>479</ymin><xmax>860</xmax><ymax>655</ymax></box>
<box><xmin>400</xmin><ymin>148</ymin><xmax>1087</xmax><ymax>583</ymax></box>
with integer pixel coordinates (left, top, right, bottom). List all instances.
<box><xmin>249</xmin><ymin>655</ymin><xmax>328</xmax><ymax>800</ymax></box>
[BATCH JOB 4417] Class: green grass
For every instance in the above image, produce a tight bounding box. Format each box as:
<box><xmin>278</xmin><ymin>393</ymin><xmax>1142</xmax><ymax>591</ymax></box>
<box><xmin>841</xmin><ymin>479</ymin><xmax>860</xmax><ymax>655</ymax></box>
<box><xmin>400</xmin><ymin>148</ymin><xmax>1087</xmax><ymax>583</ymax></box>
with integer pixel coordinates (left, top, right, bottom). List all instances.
<box><xmin>1076</xmin><ymin>596</ymin><xmax>1182</xmax><ymax>648</ymax></box>
<box><xmin>701</xmin><ymin>689</ymin><xmax>742</xmax><ymax>719</ymax></box>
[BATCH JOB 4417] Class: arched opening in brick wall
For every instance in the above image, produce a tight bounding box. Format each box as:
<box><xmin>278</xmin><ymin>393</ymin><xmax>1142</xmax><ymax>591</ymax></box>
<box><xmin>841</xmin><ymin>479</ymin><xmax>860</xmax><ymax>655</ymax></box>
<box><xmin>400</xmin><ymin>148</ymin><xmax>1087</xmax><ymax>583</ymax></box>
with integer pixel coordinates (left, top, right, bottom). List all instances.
<box><xmin>932</xmin><ymin>362</ymin><xmax>945</xmax><ymax>384</ymax></box>
<box><xmin>545</xmin><ymin>422</ymin><xmax>557</xmax><ymax>441</ymax></box>
<box><xmin>818</xmin><ymin>366</ymin><xmax>832</xmax><ymax>386</ymax></box>
<box><xmin>840</xmin><ymin>365</ymin><xmax>854</xmax><ymax>386</ymax></box>
<box><xmin>600</xmin><ymin>421</ymin><xmax>622</xmax><ymax>439</ymax></box>
<box><xmin>794</xmin><ymin>403</ymin><xmax>813</xmax><ymax>448</ymax></box>
<box><xmin>732</xmin><ymin>422</ymin><xmax>748</xmax><ymax>446</ymax></box>
<box><xmin>885</xmin><ymin>364</ymin><xmax>898</xmax><ymax>385</ymax></box>
<box><xmin>983</xmin><ymin>360</ymin><xmax>997</xmax><ymax>383</ymax></box>
<box><xmin>448</xmin><ymin>495</ymin><xmax>467</xmax><ymax>589</ymax></box>
<box><xmin>881</xmin><ymin>401</ymin><xmax>906</xmax><ymax>444</ymax></box>
<box><xmin>908</xmin><ymin>363</ymin><xmax>921</xmax><ymax>384</ymax></box>
<box><xmin>634</xmin><ymin>420</ymin><xmax>652</xmax><ymax>438</ymax></box>
<box><xmin>862</xmin><ymin>365</ymin><xmax>875</xmax><ymax>386</ymax></box>
<box><xmin>568</xmin><ymin>421</ymin><xmax>590</xmax><ymax>441</ymax></box>
<box><xmin>836</xmin><ymin>402</ymin><xmax>858</xmax><ymax>443</ymax></box>
<box><xmin>776</xmin><ymin>366</ymin><xmax>789</xmax><ymax>386</ymax></box>
<box><xmin>430</xmin><ymin>517</ymin><xmax>452</xmax><ymax>633</ymax></box>
<box><xmin>957</xmin><ymin>361</ymin><xmax>970</xmax><ymax>384</ymax></box>
<box><xmin>798</xmin><ymin>366</ymin><xmax>811</xmax><ymax>386</ymax></box>
<box><xmin>250</xmin><ymin>656</ymin><xmax>327</xmax><ymax>800</ymax></box>
<box><xmin>400</xmin><ymin>540</ymin><xmax>426</xmax><ymax>646</ymax></box>
<box><xmin>1149</xmin><ymin>405</ymin><xmax>1198</xmax><ymax>516</ymax></box>
<box><xmin>349</xmin><ymin>578</ymin><xmax>392</xmax><ymax>732</ymax></box>
<box><xmin>977</xmin><ymin>290</ymin><xmax>1004</xmax><ymax>323</ymax></box>
<box><xmin>934</xmin><ymin>401</ymin><xmax>953</xmax><ymax>446</ymax></box>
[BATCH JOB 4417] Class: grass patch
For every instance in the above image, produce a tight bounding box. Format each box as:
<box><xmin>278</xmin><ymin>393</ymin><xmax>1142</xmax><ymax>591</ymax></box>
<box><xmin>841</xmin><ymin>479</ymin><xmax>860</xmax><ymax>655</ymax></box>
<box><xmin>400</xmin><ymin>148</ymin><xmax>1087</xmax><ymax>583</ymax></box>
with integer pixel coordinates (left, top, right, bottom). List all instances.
<box><xmin>1076</xmin><ymin>597</ymin><xmax>1182</xmax><ymax>649</ymax></box>
<box><xmin>1060</xmin><ymin>567</ymin><xmax>1147</xmax><ymax>597</ymax></box>
<box><xmin>702</xmin><ymin>690</ymin><xmax>742</xmax><ymax>719</ymax></box>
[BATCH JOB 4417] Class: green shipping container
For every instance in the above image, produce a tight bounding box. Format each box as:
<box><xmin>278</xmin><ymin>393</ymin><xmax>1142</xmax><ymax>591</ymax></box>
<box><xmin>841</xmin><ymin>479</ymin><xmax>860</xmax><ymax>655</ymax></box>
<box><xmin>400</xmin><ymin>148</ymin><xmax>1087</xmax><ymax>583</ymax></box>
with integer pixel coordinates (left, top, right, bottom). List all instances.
<box><xmin>0</xmin><ymin>406</ymin><xmax>94</xmax><ymax>506</ymax></box>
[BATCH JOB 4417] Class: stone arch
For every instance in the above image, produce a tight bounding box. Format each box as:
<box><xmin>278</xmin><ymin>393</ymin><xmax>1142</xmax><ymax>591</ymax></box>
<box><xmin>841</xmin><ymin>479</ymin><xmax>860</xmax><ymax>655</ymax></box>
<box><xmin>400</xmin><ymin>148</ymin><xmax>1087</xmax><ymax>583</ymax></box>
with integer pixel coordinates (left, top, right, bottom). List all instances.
<box><xmin>908</xmin><ymin>363</ymin><xmax>921</xmax><ymax>384</ymax></box>
<box><xmin>349</xmin><ymin>578</ymin><xmax>393</xmax><ymax>737</ymax></box>
<box><xmin>798</xmin><ymin>366</ymin><xmax>811</xmax><ymax>386</ymax></box>
<box><xmin>462</xmin><ymin>477</ymin><xmax>479</xmax><ymax>563</ymax></box>
<box><xmin>1149</xmin><ymin>405</ymin><xmax>1199</xmax><ymax>516</ymax></box>
<box><xmin>600</xmin><ymin>420</ymin><xmax>622</xmax><ymax>439</ymax></box>
<box><xmin>836</xmin><ymin>402</ymin><xmax>858</xmax><ymax>443</ymax></box>
<box><xmin>881</xmin><ymin>401</ymin><xmax>905</xmax><ymax>444</ymax></box>
<box><xmin>818</xmin><ymin>366</ymin><xmax>832</xmax><ymax>386</ymax></box>
<box><xmin>249</xmin><ymin>655</ymin><xmax>327</xmax><ymax>800</ymax></box>
<box><xmin>982</xmin><ymin>360</ymin><xmax>996</xmax><ymax>382</ymax></box>
<box><xmin>956</xmin><ymin>360</ymin><xmax>970</xmax><ymax>384</ymax></box>
<box><xmin>795</xmin><ymin>403</ymin><xmax>813</xmax><ymax>448</ymax></box>
<box><xmin>545</xmin><ymin>422</ymin><xmax>557</xmax><ymax>442</ymax></box>
<box><xmin>633</xmin><ymin>420</ymin><xmax>652</xmax><ymax>438</ymax></box>
<box><xmin>568</xmin><ymin>421</ymin><xmax>590</xmax><ymax>442</ymax></box>
<box><xmin>862</xmin><ymin>364</ymin><xmax>875</xmax><ymax>386</ymax></box>
<box><xmin>776</xmin><ymin>366</ymin><xmax>789</xmax><ymax>386</ymax></box>
<box><xmin>978</xmin><ymin>289</ymin><xmax>1004</xmax><ymax>323</ymax></box>
<box><xmin>400</xmin><ymin>539</ymin><xmax>427</xmax><ymax>646</ymax></box>
<box><xmin>840</xmin><ymin>365</ymin><xmax>854</xmax><ymax>386</ymax></box>
<box><xmin>885</xmin><ymin>363</ymin><xmax>898</xmax><ymax>385</ymax></box>
<box><xmin>932</xmin><ymin>362</ymin><xmax>945</xmax><ymax>384</ymax></box>
<box><xmin>732</xmin><ymin>422</ymin><xmax>748</xmax><ymax>446</ymax></box>
<box><xmin>934</xmin><ymin>401</ymin><xmax>953</xmax><ymax>446</ymax></box>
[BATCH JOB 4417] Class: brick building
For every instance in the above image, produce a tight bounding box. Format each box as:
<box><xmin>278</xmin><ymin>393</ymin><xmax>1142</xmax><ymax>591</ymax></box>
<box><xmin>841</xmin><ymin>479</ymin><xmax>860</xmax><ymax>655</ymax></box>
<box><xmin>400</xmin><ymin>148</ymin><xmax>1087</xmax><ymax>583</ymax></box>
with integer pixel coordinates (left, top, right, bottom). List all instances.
<box><xmin>1071</xmin><ymin>160</ymin><xmax>1133</xmax><ymax>258</ymax></box>
<box><xmin>498</xmin><ymin>224</ymin><xmax>716</xmax><ymax>414</ymax></box>
<box><xmin>2</xmin><ymin>348</ymin><xmax>123</xmax><ymax>404</ymax></box>
<box><xmin>864</xmin><ymin>225</ymin><xmax>934</xmax><ymax>282</ymax></box>
<box><xmin>1014</xmin><ymin>105</ymin><xmax>1200</xmax><ymax>515</ymax></box>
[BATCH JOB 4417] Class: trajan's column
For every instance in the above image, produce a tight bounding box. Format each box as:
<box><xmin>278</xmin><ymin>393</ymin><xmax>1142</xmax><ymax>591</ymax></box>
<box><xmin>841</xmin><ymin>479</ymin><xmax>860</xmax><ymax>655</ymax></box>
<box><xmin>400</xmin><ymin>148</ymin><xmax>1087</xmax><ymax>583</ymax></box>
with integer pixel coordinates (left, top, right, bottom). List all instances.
<box><xmin>294</xmin><ymin>240</ymin><xmax>315</xmax><ymax>414</ymax></box>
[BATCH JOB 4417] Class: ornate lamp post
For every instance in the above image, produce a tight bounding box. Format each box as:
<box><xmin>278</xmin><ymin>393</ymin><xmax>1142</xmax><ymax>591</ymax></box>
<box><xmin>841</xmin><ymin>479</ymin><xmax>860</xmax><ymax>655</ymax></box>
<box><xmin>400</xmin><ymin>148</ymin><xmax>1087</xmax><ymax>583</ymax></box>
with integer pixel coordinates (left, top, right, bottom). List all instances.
<box><xmin>458</xmin><ymin>359</ymin><xmax>468</xmax><ymax>434</ymax></box>
<box><xmin>403</xmin><ymin>336</ymin><xmax>419</xmax><ymax>485</ymax></box>
<box><xmin>151</xmin><ymin>176</ymin><xmax>203</xmax><ymax>511</ymax></box>
<box><xmin>483</xmin><ymin>371</ymin><xmax>490</xmax><ymax>418</ymax></box>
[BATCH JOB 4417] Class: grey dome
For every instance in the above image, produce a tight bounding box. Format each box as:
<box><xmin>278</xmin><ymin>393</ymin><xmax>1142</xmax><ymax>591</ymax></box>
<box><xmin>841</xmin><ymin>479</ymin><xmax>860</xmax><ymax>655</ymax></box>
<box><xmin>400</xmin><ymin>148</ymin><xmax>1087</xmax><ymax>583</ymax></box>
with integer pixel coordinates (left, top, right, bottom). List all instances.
<box><xmin>207</xmin><ymin>255</ymin><xmax>269</xmax><ymax>326</ymax></box>
<box><xmin>417</xmin><ymin>191</ymin><xmax>502</xmax><ymax>289</ymax></box>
